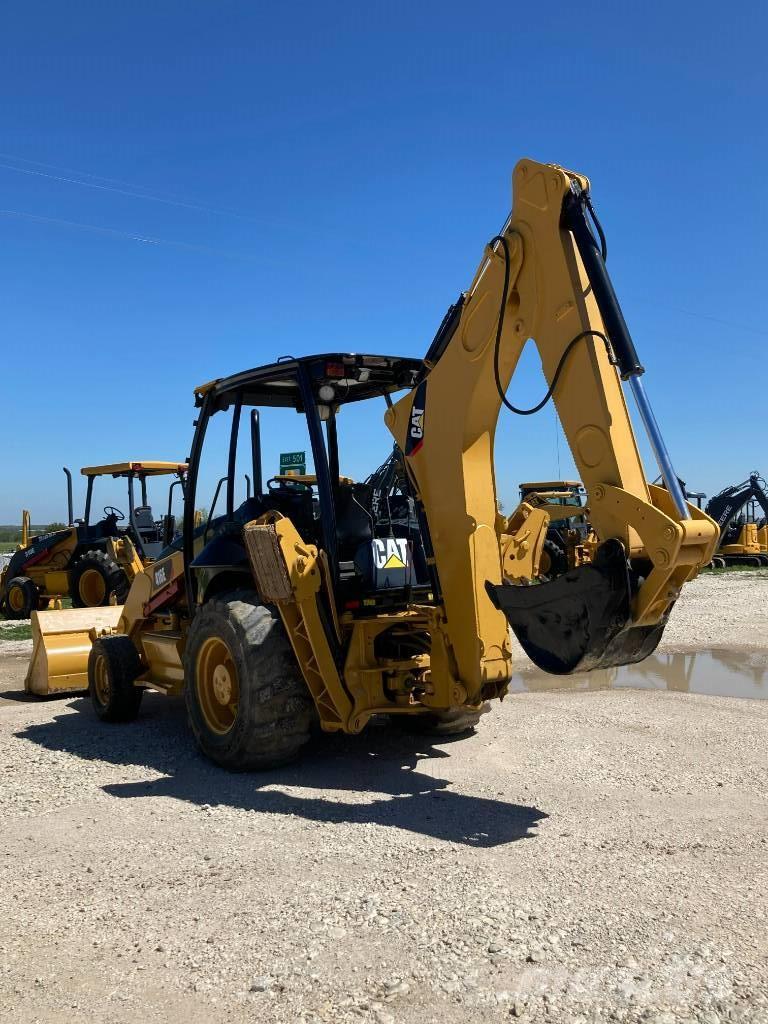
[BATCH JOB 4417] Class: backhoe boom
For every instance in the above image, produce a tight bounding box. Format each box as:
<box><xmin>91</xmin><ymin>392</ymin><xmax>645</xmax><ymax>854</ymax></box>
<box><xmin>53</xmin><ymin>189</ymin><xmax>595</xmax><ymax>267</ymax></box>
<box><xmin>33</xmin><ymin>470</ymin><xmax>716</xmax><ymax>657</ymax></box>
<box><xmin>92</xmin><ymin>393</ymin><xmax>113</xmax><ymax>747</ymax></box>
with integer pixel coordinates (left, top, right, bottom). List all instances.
<box><xmin>386</xmin><ymin>159</ymin><xmax>717</xmax><ymax>694</ymax></box>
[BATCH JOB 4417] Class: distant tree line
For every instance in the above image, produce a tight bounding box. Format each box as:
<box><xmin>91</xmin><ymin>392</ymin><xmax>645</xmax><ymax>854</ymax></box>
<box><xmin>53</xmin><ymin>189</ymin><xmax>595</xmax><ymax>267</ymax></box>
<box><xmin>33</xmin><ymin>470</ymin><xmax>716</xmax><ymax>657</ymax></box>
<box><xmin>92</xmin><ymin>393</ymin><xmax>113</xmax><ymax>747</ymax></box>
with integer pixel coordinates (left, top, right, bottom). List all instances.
<box><xmin>0</xmin><ymin>523</ymin><xmax>67</xmax><ymax>543</ymax></box>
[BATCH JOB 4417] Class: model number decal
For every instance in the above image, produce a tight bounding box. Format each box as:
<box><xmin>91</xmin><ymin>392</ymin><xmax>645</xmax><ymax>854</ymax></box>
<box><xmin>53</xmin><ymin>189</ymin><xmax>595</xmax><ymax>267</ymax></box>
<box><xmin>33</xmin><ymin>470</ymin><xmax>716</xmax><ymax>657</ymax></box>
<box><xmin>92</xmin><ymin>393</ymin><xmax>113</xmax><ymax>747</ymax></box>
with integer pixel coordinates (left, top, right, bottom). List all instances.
<box><xmin>153</xmin><ymin>563</ymin><xmax>170</xmax><ymax>588</ymax></box>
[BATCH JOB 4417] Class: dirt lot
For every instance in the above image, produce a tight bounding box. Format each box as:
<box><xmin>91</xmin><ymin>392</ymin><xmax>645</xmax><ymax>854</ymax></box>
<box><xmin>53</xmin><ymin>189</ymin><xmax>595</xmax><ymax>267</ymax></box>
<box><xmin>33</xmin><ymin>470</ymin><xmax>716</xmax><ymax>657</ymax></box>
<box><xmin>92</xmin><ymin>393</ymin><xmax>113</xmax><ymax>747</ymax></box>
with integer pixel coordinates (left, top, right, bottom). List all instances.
<box><xmin>0</xmin><ymin>572</ymin><xmax>766</xmax><ymax>1024</ymax></box>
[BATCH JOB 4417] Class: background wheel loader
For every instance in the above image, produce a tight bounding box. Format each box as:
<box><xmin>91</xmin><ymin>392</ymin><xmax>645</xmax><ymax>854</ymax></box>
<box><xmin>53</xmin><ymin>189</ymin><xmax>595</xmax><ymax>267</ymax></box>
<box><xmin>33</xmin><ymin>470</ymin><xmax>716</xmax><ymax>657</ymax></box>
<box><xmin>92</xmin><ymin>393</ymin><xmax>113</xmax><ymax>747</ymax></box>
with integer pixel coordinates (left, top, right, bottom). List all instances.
<box><xmin>515</xmin><ymin>481</ymin><xmax>591</xmax><ymax>579</ymax></box>
<box><xmin>1</xmin><ymin>461</ymin><xmax>187</xmax><ymax>619</ymax></box>
<box><xmin>27</xmin><ymin>159</ymin><xmax>718</xmax><ymax>766</ymax></box>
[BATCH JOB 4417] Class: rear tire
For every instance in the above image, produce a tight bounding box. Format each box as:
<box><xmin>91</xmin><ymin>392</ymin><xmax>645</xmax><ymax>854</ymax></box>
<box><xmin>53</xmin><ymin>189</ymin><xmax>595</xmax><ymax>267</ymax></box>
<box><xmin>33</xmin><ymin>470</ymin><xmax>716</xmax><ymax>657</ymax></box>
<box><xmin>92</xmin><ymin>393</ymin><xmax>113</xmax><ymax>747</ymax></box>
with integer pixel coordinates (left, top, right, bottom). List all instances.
<box><xmin>184</xmin><ymin>592</ymin><xmax>314</xmax><ymax>771</ymax></box>
<box><xmin>70</xmin><ymin>550</ymin><xmax>129</xmax><ymax>608</ymax></box>
<box><xmin>4</xmin><ymin>576</ymin><xmax>38</xmax><ymax>619</ymax></box>
<box><xmin>88</xmin><ymin>635</ymin><xmax>144</xmax><ymax>722</ymax></box>
<box><xmin>390</xmin><ymin>703</ymin><xmax>489</xmax><ymax>737</ymax></box>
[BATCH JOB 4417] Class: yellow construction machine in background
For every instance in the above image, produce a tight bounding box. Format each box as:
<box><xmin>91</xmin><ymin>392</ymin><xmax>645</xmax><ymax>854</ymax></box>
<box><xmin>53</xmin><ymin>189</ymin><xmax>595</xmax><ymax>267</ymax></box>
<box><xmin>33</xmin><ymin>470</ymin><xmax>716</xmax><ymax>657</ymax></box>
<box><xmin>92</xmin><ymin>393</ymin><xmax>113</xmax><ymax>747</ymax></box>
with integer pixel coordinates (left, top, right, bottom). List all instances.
<box><xmin>1</xmin><ymin>462</ymin><xmax>186</xmax><ymax>619</ymax></box>
<box><xmin>26</xmin><ymin>159</ymin><xmax>718</xmax><ymax>770</ymax></box>
<box><xmin>704</xmin><ymin>473</ymin><xmax>768</xmax><ymax>567</ymax></box>
<box><xmin>501</xmin><ymin>481</ymin><xmax>596</xmax><ymax>582</ymax></box>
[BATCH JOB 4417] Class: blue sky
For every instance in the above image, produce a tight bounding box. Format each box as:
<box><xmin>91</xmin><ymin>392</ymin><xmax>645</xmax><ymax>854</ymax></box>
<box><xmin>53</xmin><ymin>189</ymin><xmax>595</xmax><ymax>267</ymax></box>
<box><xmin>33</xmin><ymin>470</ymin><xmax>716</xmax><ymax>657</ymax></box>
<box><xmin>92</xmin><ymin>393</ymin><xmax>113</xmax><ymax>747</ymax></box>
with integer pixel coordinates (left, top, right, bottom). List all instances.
<box><xmin>1</xmin><ymin>1</ymin><xmax>766</xmax><ymax>521</ymax></box>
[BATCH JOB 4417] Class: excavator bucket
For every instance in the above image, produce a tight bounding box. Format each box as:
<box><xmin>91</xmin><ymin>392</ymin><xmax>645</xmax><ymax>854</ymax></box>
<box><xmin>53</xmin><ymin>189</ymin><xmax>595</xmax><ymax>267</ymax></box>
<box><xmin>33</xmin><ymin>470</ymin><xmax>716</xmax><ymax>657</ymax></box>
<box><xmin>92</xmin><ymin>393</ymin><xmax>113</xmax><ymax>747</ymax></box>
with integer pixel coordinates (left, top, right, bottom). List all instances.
<box><xmin>486</xmin><ymin>540</ymin><xmax>667</xmax><ymax>675</ymax></box>
<box><xmin>25</xmin><ymin>607</ymin><xmax>123</xmax><ymax>696</ymax></box>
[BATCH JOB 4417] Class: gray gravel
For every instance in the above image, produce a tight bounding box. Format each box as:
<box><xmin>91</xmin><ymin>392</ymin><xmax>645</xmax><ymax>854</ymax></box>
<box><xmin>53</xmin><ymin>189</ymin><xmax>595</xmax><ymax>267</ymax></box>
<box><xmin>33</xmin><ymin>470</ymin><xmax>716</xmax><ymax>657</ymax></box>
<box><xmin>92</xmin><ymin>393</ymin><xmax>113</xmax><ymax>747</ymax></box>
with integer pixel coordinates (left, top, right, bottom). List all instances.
<box><xmin>0</xmin><ymin>571</ymin><xmax>766</xmax><ymax>1023</ymax></box>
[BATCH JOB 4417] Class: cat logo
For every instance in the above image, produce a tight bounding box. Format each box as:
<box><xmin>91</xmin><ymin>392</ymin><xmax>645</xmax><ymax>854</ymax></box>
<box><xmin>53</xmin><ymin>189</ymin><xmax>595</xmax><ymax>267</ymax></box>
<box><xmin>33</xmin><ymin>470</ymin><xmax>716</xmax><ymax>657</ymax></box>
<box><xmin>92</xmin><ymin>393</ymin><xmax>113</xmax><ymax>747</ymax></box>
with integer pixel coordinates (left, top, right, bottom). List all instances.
<box><xmin>372</xmin><ymin>537</ymin><xmax>408</xmax><ymax>570</ymax></box>
<box><xmin>410</xmin><ymin>406</ymin><xmax>424</xmax><ymax>439</ymax></box>
<box><xmin>405</xmin><ymin>380</ymin><xmax>427</xmax><ymax>457</ymax></box>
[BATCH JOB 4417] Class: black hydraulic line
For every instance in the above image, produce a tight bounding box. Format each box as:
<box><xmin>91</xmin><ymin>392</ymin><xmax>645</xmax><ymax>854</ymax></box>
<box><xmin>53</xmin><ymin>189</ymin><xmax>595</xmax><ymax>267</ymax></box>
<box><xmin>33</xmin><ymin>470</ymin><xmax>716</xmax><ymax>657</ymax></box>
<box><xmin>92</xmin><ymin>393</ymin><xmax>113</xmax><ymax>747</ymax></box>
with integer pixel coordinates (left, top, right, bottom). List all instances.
<box><xmin>562</xmin><ymin>183</ymin><xmax>644</xmax><ymax>380</ymax></box>
<box><xmin>419</xmin><ymin>294</ymin><xmax>465</xmax><ymax>378</ymax></box>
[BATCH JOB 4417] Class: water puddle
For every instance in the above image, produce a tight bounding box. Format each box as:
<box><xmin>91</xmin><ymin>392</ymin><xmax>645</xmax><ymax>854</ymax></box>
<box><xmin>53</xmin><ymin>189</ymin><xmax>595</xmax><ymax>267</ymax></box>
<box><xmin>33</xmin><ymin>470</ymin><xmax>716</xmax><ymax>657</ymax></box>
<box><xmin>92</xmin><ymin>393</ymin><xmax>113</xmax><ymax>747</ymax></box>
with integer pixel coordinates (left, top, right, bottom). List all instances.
<box><xmin>510</xmin><ymin>650</ymin><xmax>767</xmax><ymax>701</ymax></box>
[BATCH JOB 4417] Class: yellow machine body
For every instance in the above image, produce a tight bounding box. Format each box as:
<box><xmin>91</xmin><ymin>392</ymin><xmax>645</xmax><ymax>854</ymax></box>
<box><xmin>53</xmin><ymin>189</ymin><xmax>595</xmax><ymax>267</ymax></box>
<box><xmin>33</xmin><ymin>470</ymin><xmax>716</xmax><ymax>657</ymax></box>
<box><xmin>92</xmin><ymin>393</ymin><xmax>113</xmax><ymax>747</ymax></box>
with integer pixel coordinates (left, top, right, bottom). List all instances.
<box><xmin>27</xmin><ymin>160</ymin><xmax>718</xmax><ymax>748</ymax></box>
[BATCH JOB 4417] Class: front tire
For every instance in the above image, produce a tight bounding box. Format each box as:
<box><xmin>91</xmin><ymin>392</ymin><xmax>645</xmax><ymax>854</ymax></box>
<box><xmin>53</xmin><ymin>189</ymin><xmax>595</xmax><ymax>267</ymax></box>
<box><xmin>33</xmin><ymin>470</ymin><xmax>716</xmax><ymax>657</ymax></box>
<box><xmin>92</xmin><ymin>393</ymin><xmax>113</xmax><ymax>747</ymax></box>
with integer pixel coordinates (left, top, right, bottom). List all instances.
<box><xmin>4</xmin><ymin>576</ymin><xmax>39</xmax><ymax>619</ymax></box>
<box><xmin>539</xmin><ymin>538</ymin><xmax>569</xmax><ymax>579</ymax></box>
<box><xmin>184</xmin><ymin>593</ymin><xmax>314</xmax><ymax>771</ymax></box>
<box><xmin>70</xmin><ymin>550</ymin><xmax>129</xmax><ymax>608</ymax></box>
<box><xmin>88</xmin><ymin>635</ymin><xmax>144</xmax><ymax>721</ymax></box>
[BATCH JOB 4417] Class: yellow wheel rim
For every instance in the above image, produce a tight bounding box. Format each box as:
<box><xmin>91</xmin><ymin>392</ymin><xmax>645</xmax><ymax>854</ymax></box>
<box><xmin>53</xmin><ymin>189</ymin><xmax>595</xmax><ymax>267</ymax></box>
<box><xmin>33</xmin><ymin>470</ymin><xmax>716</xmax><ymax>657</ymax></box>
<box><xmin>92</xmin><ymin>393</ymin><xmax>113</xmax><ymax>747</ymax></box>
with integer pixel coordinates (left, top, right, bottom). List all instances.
<box><xmin>8</xmin><ymin>587</ymin><xmax>25</xmax><ymax>613</ymax></box>
<box><xmin>196</xmin><ymin>636</ymin><xmax>239</xmax><ymax>735</ymax></box>
<box><xmin>79</xmin><ymin>568</ymin><xmax>106</xmax><ymax>606</ymax></box>
<box><xmin>93</xmin><ymin>653</ymin><xmax>111</xmax><ymax>706</ymax></box>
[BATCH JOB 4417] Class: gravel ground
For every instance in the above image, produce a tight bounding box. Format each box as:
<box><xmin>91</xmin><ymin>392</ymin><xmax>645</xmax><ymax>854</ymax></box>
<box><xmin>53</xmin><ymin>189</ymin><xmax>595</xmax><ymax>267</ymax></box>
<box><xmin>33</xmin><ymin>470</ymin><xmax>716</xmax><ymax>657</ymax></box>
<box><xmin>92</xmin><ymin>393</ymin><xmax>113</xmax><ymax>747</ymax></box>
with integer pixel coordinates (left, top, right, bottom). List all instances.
<box><xmin>0</xmin><ymin>572</ymin><xmax>766</xmax><ymax>1024</ymax></box>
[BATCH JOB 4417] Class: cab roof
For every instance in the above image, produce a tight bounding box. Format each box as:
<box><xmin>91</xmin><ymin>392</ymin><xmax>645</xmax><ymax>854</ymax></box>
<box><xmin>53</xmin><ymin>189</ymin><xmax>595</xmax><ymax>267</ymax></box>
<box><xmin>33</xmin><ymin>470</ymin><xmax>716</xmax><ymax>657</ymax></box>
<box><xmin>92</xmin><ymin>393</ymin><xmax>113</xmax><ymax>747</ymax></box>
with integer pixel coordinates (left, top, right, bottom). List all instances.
<box><xmin>80</xmin><ymin>461</ymin><xmax>188</xmax><ymax>478</ymax></box>
<box><xmin>519</xmin><ymin>480</ymin><xmax>583</xmax><ymax>490</ymax></box>
<box><xmin>195</xmin><ymin>353</ymin><xmax>423</xmax><ymax>410</ymax></box>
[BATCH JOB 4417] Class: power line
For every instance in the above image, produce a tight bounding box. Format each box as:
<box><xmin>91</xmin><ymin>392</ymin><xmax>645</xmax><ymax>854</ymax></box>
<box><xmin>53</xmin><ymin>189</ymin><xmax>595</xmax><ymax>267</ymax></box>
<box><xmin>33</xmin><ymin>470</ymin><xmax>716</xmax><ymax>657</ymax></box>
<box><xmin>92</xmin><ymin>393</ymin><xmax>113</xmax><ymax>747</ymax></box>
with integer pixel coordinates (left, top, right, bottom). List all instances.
<box><xmin>0</xmin><ymin>154</ymin><xmax>258</xmax><ymax>222</ymax></box>
<box><xmin>623</xmin><ymin>293</ymin><xmax>768</xmax><ymax>339</ymax></box>
<box><xmin>0</xmin><ymin>151</ymin><xmax>185</xmax><ymax>191</ymax></box>
<box><xmin>0</xmin><ymin>208</ymin><xmax>257</xmax><ymax>260</ymax></box>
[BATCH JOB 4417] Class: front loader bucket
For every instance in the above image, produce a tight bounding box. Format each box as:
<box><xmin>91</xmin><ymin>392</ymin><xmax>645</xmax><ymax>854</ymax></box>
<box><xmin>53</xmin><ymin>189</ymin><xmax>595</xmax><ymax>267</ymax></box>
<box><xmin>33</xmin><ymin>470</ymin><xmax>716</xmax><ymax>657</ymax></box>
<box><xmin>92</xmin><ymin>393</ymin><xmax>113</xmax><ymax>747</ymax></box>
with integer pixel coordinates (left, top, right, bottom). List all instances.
<box><xmin>25</xmin><ymin>607</ymin><xmax>123</xmax><ymax>696</ymax></box>
<box><xmin>486</xmin><ymin>539</ymin><xmax>668</xmax><ymax>675</ymax></box>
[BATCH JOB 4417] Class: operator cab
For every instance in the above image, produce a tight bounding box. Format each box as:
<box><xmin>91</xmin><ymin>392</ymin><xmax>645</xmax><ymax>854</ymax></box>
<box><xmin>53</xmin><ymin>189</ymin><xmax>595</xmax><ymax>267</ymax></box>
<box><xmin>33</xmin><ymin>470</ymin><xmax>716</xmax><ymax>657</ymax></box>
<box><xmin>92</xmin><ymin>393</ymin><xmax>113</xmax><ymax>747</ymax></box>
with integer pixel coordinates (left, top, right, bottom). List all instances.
<box><xmin>186</xmin><ymin>354</ymin><xmax>433</xmax><ymax>613</ymax></box>
<box><xmin>519</xmin><ymin>480</ymin><xmax>586</xmax><ymax>531</ymax></box>
<box><xmin>79</xmin><ymin>462</ymin><xmax>188</xmax><ymax>559</ymax></box>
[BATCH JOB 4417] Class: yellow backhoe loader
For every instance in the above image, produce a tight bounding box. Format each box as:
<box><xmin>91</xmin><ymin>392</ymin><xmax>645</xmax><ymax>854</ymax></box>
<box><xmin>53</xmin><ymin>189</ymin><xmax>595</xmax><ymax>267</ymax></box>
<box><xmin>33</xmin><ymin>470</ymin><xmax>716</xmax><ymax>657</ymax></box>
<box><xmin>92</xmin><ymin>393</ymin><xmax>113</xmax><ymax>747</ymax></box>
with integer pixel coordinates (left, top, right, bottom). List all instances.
<box><xmin>1</xmin><ymin>461</ymin><xmax>186</xmax><ymax>619</ymax></box>
<box><xmin>27</xmin><ymin>159</ymin><xmax>717</xmax><ymax>768</ymax></box>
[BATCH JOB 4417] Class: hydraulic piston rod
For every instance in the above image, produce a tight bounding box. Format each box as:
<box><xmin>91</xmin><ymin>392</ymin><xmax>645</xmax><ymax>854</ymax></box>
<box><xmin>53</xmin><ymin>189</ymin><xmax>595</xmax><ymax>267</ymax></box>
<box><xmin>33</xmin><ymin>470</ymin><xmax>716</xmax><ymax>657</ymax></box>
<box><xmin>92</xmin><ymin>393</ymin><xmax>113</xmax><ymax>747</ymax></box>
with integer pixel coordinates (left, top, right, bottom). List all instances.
<box><xmin>563</xmin><ymin>182</ymin><xmax>690</xmax><ymax>520</ymax></box>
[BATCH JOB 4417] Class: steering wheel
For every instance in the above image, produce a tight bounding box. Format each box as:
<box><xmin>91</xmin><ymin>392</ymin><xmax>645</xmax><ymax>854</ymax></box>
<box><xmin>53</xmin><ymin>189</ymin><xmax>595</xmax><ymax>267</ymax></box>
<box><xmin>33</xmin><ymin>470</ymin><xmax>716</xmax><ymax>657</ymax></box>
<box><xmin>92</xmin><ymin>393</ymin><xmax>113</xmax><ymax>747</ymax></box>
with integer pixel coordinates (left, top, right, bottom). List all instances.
<box><xmin>103</xmin><ymin>506</ymin><xmax>126</xmax><ymax>522</ymax></box>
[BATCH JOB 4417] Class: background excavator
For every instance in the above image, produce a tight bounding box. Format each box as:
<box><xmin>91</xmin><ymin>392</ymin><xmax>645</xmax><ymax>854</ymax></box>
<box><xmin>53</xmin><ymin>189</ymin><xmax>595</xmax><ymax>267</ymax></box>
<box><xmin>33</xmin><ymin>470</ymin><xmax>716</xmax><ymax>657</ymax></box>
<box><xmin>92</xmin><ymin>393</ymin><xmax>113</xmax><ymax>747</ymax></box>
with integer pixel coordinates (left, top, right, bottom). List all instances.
<box><xmin>1</xmin><ymin>462</ymin><xmax>187</xmax><ymax>618</ymax></box>
<box><xmin>27</xmin><ymin>159</ymin><xmax>717</xmax><ymax>768</ymax></box>
<box><xmin>704</xmin><ymin>473</ymin><xmax>768</xmax><ymax>567</ymax></box>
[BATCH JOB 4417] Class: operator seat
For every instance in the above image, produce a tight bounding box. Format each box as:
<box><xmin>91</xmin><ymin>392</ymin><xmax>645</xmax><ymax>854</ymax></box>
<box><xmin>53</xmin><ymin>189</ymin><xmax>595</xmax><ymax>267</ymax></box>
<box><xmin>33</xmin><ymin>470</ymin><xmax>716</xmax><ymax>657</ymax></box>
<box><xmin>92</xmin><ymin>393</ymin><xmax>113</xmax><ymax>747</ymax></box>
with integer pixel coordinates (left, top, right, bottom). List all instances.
<box><xmin>133</xmin><ymin>506</ymin><xmax>159</xmax><ymax>542</ymax></box>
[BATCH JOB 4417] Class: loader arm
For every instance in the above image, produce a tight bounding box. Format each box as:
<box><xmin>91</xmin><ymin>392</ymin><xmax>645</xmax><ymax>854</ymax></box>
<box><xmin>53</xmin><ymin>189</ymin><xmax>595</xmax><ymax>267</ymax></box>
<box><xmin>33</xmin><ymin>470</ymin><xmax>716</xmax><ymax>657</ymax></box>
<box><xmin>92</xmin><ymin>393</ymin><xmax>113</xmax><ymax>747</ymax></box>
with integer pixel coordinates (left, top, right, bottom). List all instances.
<box><xmin>386</xmin><ymin>159</ymin><xmax>717</xmax><ymax>695</ymax></box>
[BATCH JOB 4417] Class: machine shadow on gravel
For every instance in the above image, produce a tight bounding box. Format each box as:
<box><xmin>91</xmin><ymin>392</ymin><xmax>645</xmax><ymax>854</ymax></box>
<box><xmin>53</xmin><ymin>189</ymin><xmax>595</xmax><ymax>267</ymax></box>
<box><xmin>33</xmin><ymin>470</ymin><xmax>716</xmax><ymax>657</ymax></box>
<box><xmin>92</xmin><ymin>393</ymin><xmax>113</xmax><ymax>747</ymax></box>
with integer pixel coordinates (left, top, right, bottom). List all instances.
<box><xmin>16</xmin><ymin>695</ymin><xmax>547</xmax><ymax>848</ymax></box>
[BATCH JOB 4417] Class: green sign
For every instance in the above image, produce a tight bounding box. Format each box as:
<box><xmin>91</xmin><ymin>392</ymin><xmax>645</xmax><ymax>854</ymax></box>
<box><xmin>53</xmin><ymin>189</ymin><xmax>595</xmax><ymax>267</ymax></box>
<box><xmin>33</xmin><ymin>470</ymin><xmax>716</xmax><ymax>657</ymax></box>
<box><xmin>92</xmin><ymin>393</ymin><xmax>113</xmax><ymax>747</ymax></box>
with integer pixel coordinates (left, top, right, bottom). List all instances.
<box><xmin>280</xmin><ymin>451</ymin><xmax>305</xmax><ymax>469</ymax></box>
